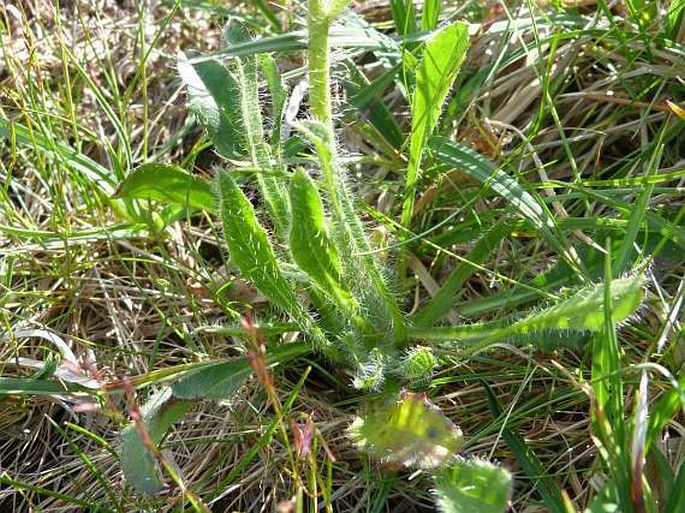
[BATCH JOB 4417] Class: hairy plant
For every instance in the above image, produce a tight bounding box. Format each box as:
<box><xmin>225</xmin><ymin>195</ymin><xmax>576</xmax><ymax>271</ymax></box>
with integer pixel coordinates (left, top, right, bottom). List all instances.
<box><xmin>107</xmin><ymin>1</ymin><xmax>659</xmax><ymax>511</ymax></box>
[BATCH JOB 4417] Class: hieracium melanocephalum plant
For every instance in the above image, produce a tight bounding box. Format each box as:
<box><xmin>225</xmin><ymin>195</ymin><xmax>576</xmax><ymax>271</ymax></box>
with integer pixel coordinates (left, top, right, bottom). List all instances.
<box><xmin>114</xmin><ymin>1</ymin><xmax>646</xmax><ymax>510</ymax></box>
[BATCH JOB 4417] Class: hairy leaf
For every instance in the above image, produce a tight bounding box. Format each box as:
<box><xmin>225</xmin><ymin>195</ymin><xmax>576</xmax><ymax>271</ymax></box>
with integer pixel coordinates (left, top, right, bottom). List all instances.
<box><xmin>216</xmin><ymin>171</ymin><xmax>296</xmax><ymax>312</ymax></box>
<box><xmin>172</xmin><ymin>342</ymin><xmax>309</xmax><ymax>400</ymax></box>
<box><xmin>433</xmin><ymin>459</ymin><xmax>512</xmax><ymax>513</ymax></box>
<box><xmin>410</xmin><ymin>275</ymin><xmax>645</xmax><ymax>349</ymax></box>
<box><xmin>349</xmin><ymin>391</ymin><xmax>462</xmax><ymax>468</ymax></box>
<box><xmin>289</xmin><ymin>169</ymin><xmax>356</xmax><ymax>311</ymax></box>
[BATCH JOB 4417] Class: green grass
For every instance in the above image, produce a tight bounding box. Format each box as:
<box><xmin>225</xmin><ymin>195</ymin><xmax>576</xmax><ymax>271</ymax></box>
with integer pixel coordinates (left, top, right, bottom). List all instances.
<box><xmin>1</xmin><ymin>0</ymin><xmax>684</xmax><ymax>511</ymax></box>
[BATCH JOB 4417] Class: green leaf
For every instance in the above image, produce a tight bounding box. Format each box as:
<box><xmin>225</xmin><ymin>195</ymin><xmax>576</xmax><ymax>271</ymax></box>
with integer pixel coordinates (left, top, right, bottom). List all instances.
<box><xmin>395</xmin><ymin>346</ymin><xmax>436</xmax><ymax>386</ymax></box>
<box><xmin>216</xmin><ymin>173</ymin><xmax>330</xmax><ymax>349</ymax></box>
<box><xmin>289</xmin><ymin>169</ymin><xmax>356</xmax><ymax>311</ymax></box>
<box><xmin>624</xmin><ymin>0</ymin><xmax>658</xmax><ymax>27</ymax></box>
<box><xmin>178</xmin><ymin>54</ymin><xmax>243</xmax><ymax>159</ymax></box>
<box><xmin>113</xmin><ymin>163</ymin><xmax>215</xmax><ymax>213</ymax></box>
<box><xmin>0</xmin><ymin>117</ymin><xmax>116</xmax><ymax>195</ymax></box>
<box><xmin>345</xmin><ymin>61</ymin><xmax>404</xmax><ymax>150</ymax></box>
<box><xmin>664</xmin><ymin>458</ymin><xmax>685</xmax><ymax>513</ymax></box>
<box><xmin>421</xmin><ymin>0</ymin><xmax>441</xmax><ymax>31</ymax></box>
<box><xmin>171</xmin><ymin>342</ymin><xmax>309</xmax><ymax>400</ymax></box>
<box><xmin>645</xmin><ymin>371</ymin><xmax>685</xmax><ymax>454</ymax></box>
<box><xmin>230</xmin><ymin>30</ymin><xmax>290</xmax><ymax>236</ymax></box>
<box><xmin>216</xmin><ymin>171</ymin><xmax>296</xmax><ymax>313</ymax></box>
<box><xmin>433</xmin><ymin>458</ymin><xmax>512</xmax><ymax>513</ymax></box>
<box><xmin>296</xmin><ymin>120</ymin><xmax>406</xmax><ymax>343</ymax></box>
<box><xmin>401</xmin><ymin>22</ymin><xmax>469</xmax><ymax>227</ymax></box>
<box><xmin>410</xmin><ymin>275</ymin><xmax>645</xmax><ymax>350</ymax></box>
<box><xmin>508</xmin><ymin>274</ymin><xmax>644</xmax><ymax>336</ymax></box>
<box><xmin>390</xmin><ymin>0</ymin><xmax>418</xmax><ymax>36</ymax></box>
<box><xmin>0</xmin><ymin>377</ymin><xmax>92</xmax><ymax>397</ymax></box>
<box><xmin>349</xmin><ymin>391</ymin><xmax>462</xmax><ymax>468</ymax></box>
<box><xmin>258</xmin><ymin>54</ymin><xmax>287</xmax><ymax>148</ymax></box>
<box><xmin>666</xmin><ymin>0</ymin><xmax>684</xmax><ymax>40</ymax></box>
<box><xmin>120</xmin><ymin>387</ymin><xmax>193</xmax><ymax>494</ymax></box>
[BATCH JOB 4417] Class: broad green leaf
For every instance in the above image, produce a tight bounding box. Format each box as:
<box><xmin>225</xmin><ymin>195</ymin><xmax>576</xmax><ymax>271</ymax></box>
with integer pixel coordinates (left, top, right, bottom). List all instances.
<box><xmin>172</xmin><ymin>342</ymin><xmax>309</xmax><ymax>400</ymax></box>
<box><xmin>349</xmin><ymin>392</ymin><xmax>462</xmax><ymax>468</ymax></box>
<box><xmin>289</xmin><ymin>169</ymin><xmax>356</xmax><ymax>311</ymax></box>
<box><xmin>216</xmin><ymin>173</ymin><xmax>329</xmax><ymax>349</ymax></box>
<box><xmin>120</xmin><ymin>387</ymin><xmax>193</xmax><ymax>494</ymax></box>
<box><xmin>401</xmin><ymin>22</ymin><xmax>469</xmax><ymax>227</ymax></box>
<box><xmin>216</xmin><ymin>171</ymin><xmax>296</xmax><ymax>313</ymax></box>
<box><xmin>171</xmin><ymin>358</ymin><xmax>252</xmax><ymax>401</ymax></box>
<box><xmin>433</xmin><ymin>459</ymin><xmax>512</xmax><ymax>513</ymax></box>
<box><xmin>113</xmin><ymin>163</ymin><xmax>215</xmax><ymax>213</ymax></box>
<box><xmin>429</xmin><ymin>137</ymin><xmax>583</xmax><ymax>275</ymax></box>
<box><xmin>178</xmin><ymin>55</ymin><xmax>243</xmax><ymax>159</ymax></box>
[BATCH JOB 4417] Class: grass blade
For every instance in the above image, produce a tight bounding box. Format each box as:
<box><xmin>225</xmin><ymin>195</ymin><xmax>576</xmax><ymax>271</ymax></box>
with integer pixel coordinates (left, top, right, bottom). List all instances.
<box><xmin>429</xmin><ymin>137</ymin><xmax>583</xmax><ymax>276</ymax></box>
<box><xmin>420</xmin><ymin>0</ymin><xmax>441</xmax><ymax>31</ymax></box>
<box><xmin>390</xmin><ymin>0</ymin><xmax>418</xmax><ymax>36</ymax></box>
<box><xmin>412</xmin><ymin>222</ymin><xmax>511</xmax><ymax>326</ymax></box>
<box><xmin>483</xmin><ymin>382</ymin><xmax>566</xmax><ymax>513</ymax></box>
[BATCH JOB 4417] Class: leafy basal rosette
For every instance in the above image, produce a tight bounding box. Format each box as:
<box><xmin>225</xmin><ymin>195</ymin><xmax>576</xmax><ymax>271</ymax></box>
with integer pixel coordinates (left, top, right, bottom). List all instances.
<box><xmin>349</xmin><ymin>391</ymin><xmax>462</xmax><ymax>468</ymax></box>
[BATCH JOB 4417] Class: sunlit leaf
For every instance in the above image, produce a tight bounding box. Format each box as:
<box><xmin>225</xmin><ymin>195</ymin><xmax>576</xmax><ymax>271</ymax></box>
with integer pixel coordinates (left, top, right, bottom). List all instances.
<box><xmin>434</xmin><ymin>458</ymin><xmax>512</xmax><ymax>513</ymax></box>
<box><xmin>113</xmin><ymin>163</ymin><xmax>215</xmax><ymax>213</ymax></box>
<box><xmin>401</xmin><ymin>21</ymin><xmax>469</xmax><ymax>227</ymax></box>
<box><xmin>349</xmin><ymin>391</ymin><xmax>462</xmax><ymax>468</ymax></box>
